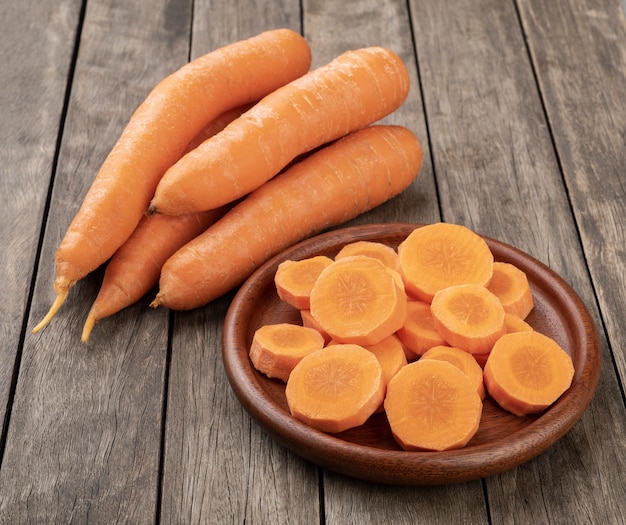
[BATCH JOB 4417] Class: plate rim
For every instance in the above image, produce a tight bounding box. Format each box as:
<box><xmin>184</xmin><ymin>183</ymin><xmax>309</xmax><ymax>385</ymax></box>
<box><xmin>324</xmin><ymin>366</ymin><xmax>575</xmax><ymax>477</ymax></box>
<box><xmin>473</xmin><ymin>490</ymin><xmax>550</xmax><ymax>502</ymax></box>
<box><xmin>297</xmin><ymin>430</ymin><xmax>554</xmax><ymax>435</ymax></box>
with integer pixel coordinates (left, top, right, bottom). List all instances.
<box><xmin>222</xmin><ymin>222</ymin><xmax>601</xmax><ymax>485</ymax></box>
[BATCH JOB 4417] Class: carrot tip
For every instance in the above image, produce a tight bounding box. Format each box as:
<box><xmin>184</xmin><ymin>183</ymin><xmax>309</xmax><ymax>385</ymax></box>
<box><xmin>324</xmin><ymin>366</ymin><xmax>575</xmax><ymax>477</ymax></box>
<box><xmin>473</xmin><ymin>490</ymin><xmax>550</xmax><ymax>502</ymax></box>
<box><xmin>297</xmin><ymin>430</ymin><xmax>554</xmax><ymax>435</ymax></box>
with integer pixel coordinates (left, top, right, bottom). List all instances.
<box><xmin>32</xmin><ymin>291</ymin><xmax>68</xmax><ymax>333</ymax></box>
<box><xmin>149</xmin><ymin>295</ymin><xmax>162</xmax><ymax>309</ymax></box>
<box><xmin>81</xmin><ymin>314</ymin><xmax>96</xmax><ymax>343</ymax></box>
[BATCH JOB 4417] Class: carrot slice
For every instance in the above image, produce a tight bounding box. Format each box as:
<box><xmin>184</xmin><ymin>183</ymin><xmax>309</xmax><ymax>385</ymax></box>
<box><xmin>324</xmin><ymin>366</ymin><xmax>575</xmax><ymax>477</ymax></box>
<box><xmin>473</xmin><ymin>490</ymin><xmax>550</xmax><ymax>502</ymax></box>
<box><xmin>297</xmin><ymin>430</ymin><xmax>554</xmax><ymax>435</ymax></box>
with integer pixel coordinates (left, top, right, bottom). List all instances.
<box><xmin>274</xmin><ymin>256</ymin><xmax>333</xmax><ymax>310</ymax></box>
<box><xmin>398</xmin><ymin>222</ymin><xmax>494</xmax><ymax>303</ymax></box>
<box><xmin>504</xmin><ymin>312</ymin><xmax>534</xmax><ymax>334</ymax></box>
<box><xmin>430</xmin><ymin>283</ymin><xmax>506</xmax><ymax>354</ymax></box>
<box><xmin>420</xmin><ymin>345</ymin><xmax>485</xmax><ymax>399</ymax></box>
<box><xmin>384</xmin><ymin>359</ymin><xmax>483</xmax><ymax>451</ymax></box>
<box><xmin>365</xmin><ymin>334</ymin><xmax>408</xmax><ymax>389</ymax></box>
<box><xmin>395</xmin><ymin>300</ymin><xmax>446</xmax><ymax>359</ymax></box>
<box><xmin>249</xmin><ymin>323</ymin><xmax>325</xmax><ymax>382</ymax></box>
<box><xmin>309</xmin><ymin>256</ymin><xmax>407</xmax><ymax>346</ymax></box>
<box><xmin>335</xmin><ymin>241</ymin><xmax>401</xmax><ymax>274</ymax></box>
<box><xmin>483</xmin><ymin>331</ymin><xmax>575</xmax><ymax>416</ymax></box>
<box><xmin>487</xmin><ymin>261</ymin><xmax>534</xmax><ymax>319</ymax></box>
<box><xmin>300</xmin><ymin>310</ymin><xmax>331</xmax><ymax>344</ymax></box>
<box><xmin>285</xmin><ymin>344</ymin><xmax>384</xmax><ymax>433</ymax></box>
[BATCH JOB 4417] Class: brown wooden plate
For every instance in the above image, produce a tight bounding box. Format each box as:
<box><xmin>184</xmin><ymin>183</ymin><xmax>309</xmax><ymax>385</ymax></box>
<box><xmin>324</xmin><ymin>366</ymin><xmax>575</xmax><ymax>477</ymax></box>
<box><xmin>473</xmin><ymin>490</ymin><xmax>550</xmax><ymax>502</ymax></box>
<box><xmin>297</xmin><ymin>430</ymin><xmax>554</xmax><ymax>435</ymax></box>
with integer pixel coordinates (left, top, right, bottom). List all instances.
<box><xmin>222</xmin><ymin>223</ymin><xmax>601</xmax><ymax>485</ymax></box>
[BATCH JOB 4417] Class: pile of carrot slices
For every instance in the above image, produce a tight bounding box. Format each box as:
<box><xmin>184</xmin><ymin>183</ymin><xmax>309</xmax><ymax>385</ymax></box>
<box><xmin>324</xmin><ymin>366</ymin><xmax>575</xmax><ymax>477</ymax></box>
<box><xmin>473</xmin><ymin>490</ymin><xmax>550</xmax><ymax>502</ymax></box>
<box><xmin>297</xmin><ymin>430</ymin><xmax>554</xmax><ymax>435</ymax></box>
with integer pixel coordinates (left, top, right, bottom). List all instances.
<box><xmin>250</xmin><ymin>222</ymin><xmax>575</xmax><ymax>452</ymax></box>
<box><xmin>31</xmin><ymin>29</ymin><xmax>425</xmax><ymax>341</ymax></box>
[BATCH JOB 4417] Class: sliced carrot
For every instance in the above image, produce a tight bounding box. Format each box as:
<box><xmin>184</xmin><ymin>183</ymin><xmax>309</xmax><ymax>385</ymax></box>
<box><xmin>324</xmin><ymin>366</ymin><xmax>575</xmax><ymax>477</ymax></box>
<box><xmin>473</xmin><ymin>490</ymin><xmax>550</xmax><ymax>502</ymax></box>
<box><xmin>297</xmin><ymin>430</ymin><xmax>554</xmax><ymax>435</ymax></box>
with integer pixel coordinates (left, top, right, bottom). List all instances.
<box><xmin>384</xmin><ymin>359</ymin><xmax>483</xmax><ymax>451</ymax></box>
<box><xmin>472</xmin><ymin>352</ymin><xmax>491</xmax><ymax>369</ymax></box>
<box><xmin>274</xmin><ymin>256</ymin><xmax>334</xmax><ymax>310</ymax></box>
<box><xmin>249</xmin><ymin>323</ymin><xmax>325</xmax><ymax>382</ymax></box>
<box><xmin>421</xmin><ymin>345</ymin><xmax>485</xmax><ymax>399</ymax></box>
<box><xmin>32</xmin><ymin>29</ymin><xmax>312</xmax><ymax>333</ymax></box>
<box><xmin>308</xmin><ymin>256</ymin><xmax>408</xmax><ymax>346</ymax></box>
<box><xmin>483</xmin><ymin>331</ymin><xmax>575</xmax><ymax>416</ymax></box>
<box><xmin>365</xmin><ymin>334</ymin><xmax>408</xmax><ymax>389</ymax></box>
<box><xmin>285</xmin><ymin>344</ymin><xmax>384</xmax><ymax>433</ymax></box>
<box><xmin>335</xmin><ymin>241</ymin><xmax>401</xmax><ymax>274</ymax></box>
<box><xmin>504</xmin><ymin>312</ymin><xmax>534</xmax><ymax>334</ymax></box>
<box><xmin>487</xmin><ymin>261</ymin><xmax>534</xmax><ymax>319</ymax></box>
<box><xmin>152</xmin><ymin>125</ymin><xmax>422</xmax><ymax>310</ymax></box>
<box><xmin>395</xmin><ymin>300</ymin><xmax>447</xmax><ymax>359</ymax></box>
<box><xmin>149</xmin><ymin>46</ymin><xmax>410</xmax><ymax>215</ymax></box>
<box><xmin>300</xmin><ymin>310</ymin><xmax>331</xmax><ymax>344</ymax></box>
<box><xmin>81</xmin><ymin>105</ymin><xmax>249</xmax><ymax>342</ymax></box>
<box><xmin>430</xmin><ymin>283</ymin><xmax>506</xmax><ymax>354</ymax></box>
<box><xmin>398</xmin><ymin>222</ymin><xmax>494</xmax><ymax>303</ymax></box>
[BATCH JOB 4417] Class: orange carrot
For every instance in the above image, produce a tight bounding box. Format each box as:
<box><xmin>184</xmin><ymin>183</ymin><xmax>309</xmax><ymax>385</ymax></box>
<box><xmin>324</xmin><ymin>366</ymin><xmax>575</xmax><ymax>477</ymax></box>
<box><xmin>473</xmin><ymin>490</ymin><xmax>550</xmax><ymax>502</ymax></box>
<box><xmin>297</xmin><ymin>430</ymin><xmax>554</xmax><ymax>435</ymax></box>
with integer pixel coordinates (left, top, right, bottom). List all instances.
<box><xmin>395</xmin><ymin>300</ymin><xmax>447</xmax><ymax>359</ymax></box>
<box><xmin>274</xmin><ymin>256</ymin><xmax>334</xmax><ymax>310</ymax></box>
<box><xmin>365</xmin><ymin>334</ymin><xmax>408</xmax><ymax>389</ymax></box>
<box><xmin>300</xmin><ymin>310</ymin><xmax>331</xmax><ymax>344</ymax></box>
<box><xmin>148</xmin><ymin>46</ymin><xmax>411</xmax><ymax>215</ymax></box>
<box><xmin>249</xmin><ymin>323</ymin><xmax>325</xmax><ymax>382</ymax></box>
<box><xmin>151</xmin><ymin>125</ymin><xmax>423</xmax><ymax>310</ymax></box>
<box><xmin>334</xmin><ymin>241</ymin><xmax>401</xmax><ymax>274</ymax></box>
<box><xmin>430</xmin><ymin>283</ymin><xmax>506</xmax><ymax>354</ymax></box>
<box><xmin>483</xmin><ymin>331</ymin><xmax>575</xmax><ymax>416</ymax></box>
<box><xmin>285</xmin><ymin>344</ymin><xmax>384</xmax><ymax>433</ymax></box>
<box><xmin>421</xmin><ymin>345</ymin><xmax>485</xmax><ymax>399</ymax></box>
<box><xmin>398</xmin><ymin>222</ymin><xmax>494</xmax><ymax>303</ymax></box>
<box><xmin>503</xmin><ymin>312</ymin><xmax>534</xmax><ymax>334</ymax></box>
<box><xmin>487</xmin><ymin>261</ymin><xmax>534</xmax><ymax>319</ymax></box>
<box><xmin>32</xmin><ymin>29</ymin><xmax>311</xmax><ymax>333</ymax></box>
<box><xmin>309</xmin><ymin>256</ymin><xmax>407</xmax><ymax>346</ymax></box>
<box><xmin>80</xmin><ymin>105</ymin><xmax>252</xmax><ymax>342</ymax></box>
<box><xmin>384</xmin><ymin>359</ymin><xmax>483</xmax><ymax>451</ymax></box>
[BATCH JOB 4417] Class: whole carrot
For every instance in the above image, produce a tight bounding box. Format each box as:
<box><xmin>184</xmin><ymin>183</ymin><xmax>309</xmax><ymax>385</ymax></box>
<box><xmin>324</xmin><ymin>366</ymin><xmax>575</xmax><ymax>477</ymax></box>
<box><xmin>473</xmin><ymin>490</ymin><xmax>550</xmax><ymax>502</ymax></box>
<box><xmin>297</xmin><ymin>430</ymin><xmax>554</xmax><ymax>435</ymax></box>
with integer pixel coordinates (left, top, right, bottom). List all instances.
<box><xmin>151</xmin><ymin>125</ymin><xmax>423</xmax><ymax>311</ymax></box>
<box><xmin>148</xmin><ymin>46</ymin><xmax>411</xmax><ymax>216</ymax></box>
<box><xmin>80</xmin><ymin>105</ymin><xmax>251</xmax><ymax>342</ymax></box>
<box><xmin>33</xmin><ymin>29</ymin><xmax>311</xmax><ymax>333</ymax></box>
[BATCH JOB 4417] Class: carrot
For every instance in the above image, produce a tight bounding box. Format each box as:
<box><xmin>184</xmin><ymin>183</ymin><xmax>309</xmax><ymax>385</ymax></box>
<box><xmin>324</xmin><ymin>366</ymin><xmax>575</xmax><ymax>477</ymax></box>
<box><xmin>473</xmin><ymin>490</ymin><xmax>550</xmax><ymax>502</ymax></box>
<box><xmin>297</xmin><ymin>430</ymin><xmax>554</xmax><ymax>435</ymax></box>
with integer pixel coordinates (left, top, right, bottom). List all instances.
<box><xmin>334</xmin><ymin>241</ymin><xmax>401</xmax><ymax>274</ymax></box>
<box><xmin>32</xmin><ymin>28</ymin><xmax>312</xmax><ymax>333</ymax></box>
<box><xmin>487</xmin><ymin>261</ymin><xmax>534</xmax><ymax>319</ymax></box>
<box><xmin>80</xmin><ymin>106</ymin><xmax>252</xmax><ymax>342</ymax></box>
<box><xmin>384</xmin><ymin>359</ymin><xmax>483</xmax><ymax>451</ymax></box>
<box><xmin>398</xmin><ymin>222</ymin><xmax>494</xmax><ymax>303</ymax></box>
<box><xmin>249</xmin><ymin>323</ymin><xmax>325</xmax><ymax>382</ymax></box>
<box><xmin>300</xmin><ymin>310</ymin><xmax>331</xmax><ymax>344</ymax></box>
<box><xmin>151</xmin><ymin>125</ymin><xmax>423</xmax><ymax>310</ymax></box>
<box><xmin>308</xmin><ymin>256</ymin><xmax>407</xmax><ymax>346</ymax></box>
<box><xmin>274</xmin><ymin>256</ymin><xmax>334</xmax><ymax>310</ymax></box>
<box><xmin>395</xmin><ymin>300</ymin><xmax>447</xmax><ymax>359</ymax></box>
<box><xmin>430</xmin><ymin>283</ymin><xmax>506</xmax><ymax>354</ymax></box>
<box><xmin>483</xmin><ymin>331</ymin><xmax>575</xmax><ymax>416</ymax></box>
<box><xmin>420</xmin><ymin>345</ymin><xmax>485</xmax><ymax>399</ymax></box>
<box><xmin>148</xmin><ymin>46</ymin><xmax>411</xmax><ymax>215</ymax></box>
<box><xmin>365</xmin><ymin>334</ymin><xmax>408</xmax><ymax>412</ymax></box>
<box><xmin>285</xmin><ymin>344</ymin><xmax>384</xmax><ymax>433</ymax></box>
<box><xmin>503</xmin><ymin>312</ymin><xmax>534</xmax><ymax>334</ymax></box>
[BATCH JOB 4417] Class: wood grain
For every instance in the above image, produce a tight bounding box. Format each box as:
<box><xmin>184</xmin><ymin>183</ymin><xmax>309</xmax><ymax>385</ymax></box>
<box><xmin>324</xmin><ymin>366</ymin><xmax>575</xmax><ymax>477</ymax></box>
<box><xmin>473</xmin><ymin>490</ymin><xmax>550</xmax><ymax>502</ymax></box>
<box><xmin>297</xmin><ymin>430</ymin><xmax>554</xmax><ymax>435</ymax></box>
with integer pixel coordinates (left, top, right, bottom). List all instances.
<box><xmin>0</xmin><ymin>0</ymin><xmax>191</xmax><ymax>521</ymax></box>
<box><xmin>0</xmin><ymin>0</ymin><xmax>82</xmax><ymax>440</ymax></box>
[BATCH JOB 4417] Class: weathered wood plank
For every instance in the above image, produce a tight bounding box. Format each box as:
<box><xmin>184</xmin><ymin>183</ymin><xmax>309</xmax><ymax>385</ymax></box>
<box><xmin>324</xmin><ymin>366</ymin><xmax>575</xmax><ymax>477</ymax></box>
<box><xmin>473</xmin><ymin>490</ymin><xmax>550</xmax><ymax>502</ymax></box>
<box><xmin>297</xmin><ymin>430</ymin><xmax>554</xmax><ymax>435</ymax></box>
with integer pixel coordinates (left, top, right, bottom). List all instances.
<box><xmin>0</xmin><ymin>0</ymin><xmax>82</xmax><ymax>443</ymax></box>
<box><xmin>409</xmin><ymin>0</ymin><xmax>626</xmax><ymax>522</ymax></box>
<box><xmin>0</xmin><ymin>0</ymin><xmax>193</xmax><ymax>521</ymax></box>
<box><xmin>519</xmin><ymin>0</ymin><xmax>626</xmax><ymax>387</ymax></box>
<box><xmin>159</xmin><ymin>2</ymin><xmax>322</xmax><ymax>523</ymax></box>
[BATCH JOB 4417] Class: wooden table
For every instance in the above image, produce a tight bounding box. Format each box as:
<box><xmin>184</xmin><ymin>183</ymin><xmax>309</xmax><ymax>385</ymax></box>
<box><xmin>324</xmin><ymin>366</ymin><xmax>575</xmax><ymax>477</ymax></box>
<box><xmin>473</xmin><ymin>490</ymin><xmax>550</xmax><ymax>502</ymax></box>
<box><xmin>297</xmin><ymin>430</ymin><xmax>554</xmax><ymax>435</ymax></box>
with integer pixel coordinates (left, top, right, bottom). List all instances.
<box><xmin>1</xmin><ymin>0</ymin><xmax>625</xmax><ymax>522</ymax></box>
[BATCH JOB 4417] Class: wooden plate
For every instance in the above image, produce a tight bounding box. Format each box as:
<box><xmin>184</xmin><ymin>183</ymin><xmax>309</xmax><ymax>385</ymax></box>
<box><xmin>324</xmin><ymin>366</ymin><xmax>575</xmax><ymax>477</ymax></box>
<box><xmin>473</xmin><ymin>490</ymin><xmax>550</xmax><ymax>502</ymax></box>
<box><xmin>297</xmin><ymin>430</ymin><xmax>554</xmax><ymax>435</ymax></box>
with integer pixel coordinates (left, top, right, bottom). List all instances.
<box><xmin>222</xmin><ymin>223</ymin><xmax>601</xmax><ymax>485</ymax></box>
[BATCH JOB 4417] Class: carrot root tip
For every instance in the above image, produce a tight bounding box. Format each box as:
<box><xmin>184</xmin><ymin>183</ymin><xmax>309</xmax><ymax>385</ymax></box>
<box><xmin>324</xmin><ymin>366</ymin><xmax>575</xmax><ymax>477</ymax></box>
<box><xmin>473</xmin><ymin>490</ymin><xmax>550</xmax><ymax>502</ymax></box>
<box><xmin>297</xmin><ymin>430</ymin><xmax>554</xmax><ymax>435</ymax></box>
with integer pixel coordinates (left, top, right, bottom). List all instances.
<box><xmin>31</xmin><ymin>291</ymin><xmax>68</xmax><ymax>333</ymax></box>
<box><xmin>81</xmin><ymin>314</ymin><xmax>97</xmax><ymax>343</ymax></box>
